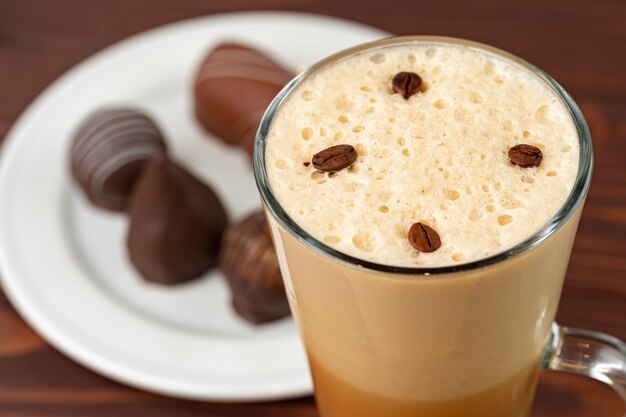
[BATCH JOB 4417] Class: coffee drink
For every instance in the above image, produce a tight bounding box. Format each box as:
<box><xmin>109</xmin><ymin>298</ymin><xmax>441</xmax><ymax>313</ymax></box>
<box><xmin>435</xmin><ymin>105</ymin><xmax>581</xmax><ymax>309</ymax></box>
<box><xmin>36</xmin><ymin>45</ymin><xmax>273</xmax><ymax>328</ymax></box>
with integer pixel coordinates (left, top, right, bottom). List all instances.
<box><xmin>261</xmin><ymin>38</ymin><xmax>582</xmax><ymax>417</ymax></box>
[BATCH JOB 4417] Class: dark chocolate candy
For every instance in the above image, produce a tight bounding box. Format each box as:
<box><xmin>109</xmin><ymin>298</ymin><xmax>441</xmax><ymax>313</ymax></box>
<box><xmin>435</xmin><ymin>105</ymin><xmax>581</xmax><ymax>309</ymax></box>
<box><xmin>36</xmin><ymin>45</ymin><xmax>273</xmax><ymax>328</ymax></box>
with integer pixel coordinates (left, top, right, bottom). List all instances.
<box><xmin>127</xmin><ymin>154</ymin><xmax>228</xmax><ymax>285</ymax></box>
<box><xmin>70</xmin><ymin>108</ymin><xmax>167</xmax><ymax>211</ymax></box>
<box><xmin>193</xmin><ymin>43</ymin><xmax>293</xmax><ymax>155</ymax></box>
<box><xmin>219</xmin><ymin>210</ymin><xmax>290</xmax><ymax>325</ymax></box>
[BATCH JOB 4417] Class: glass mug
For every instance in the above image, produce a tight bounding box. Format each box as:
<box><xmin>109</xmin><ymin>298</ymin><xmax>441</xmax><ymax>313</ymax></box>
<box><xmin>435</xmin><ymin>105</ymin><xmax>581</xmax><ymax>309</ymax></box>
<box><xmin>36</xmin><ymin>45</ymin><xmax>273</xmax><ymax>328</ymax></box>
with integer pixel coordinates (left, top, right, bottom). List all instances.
<box><xmin>254</xmin><ymin>37</ymin><xmax>626</xmax><ymax>416</ymax></box>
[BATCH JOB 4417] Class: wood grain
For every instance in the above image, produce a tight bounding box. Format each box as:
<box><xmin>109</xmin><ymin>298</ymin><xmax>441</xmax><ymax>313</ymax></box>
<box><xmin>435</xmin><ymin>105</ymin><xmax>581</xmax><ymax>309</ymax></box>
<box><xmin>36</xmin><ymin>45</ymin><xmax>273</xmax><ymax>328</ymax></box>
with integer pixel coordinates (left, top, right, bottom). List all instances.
<box><xmin>0</xmin><ymin>0</ymin><xmax>625</xmax><ymax>416</ymax></box>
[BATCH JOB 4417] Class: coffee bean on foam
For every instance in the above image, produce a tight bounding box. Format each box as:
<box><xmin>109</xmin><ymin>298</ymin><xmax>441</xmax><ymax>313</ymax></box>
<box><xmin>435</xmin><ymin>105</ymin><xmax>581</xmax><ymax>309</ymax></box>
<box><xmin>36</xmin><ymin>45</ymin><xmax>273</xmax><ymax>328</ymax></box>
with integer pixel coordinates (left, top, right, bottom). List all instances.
<box><xmin>127</xmin><ymin>154</ymin><xmax>228</xmax><ymax>285</ymax></box>
<box><xmin>408</xmin><ymin>222</ymin><xmax>442</xmax><ymax>253</ymax></box>
<box><xmin>392</xmin><ymin>72</ymin><xmax>422</xmax><ymax>99</ymax></box>
<box><xmin>193</xmin><ymin>43</ymin><xmax>294</xmax><ymax>156</ymax></box>
<box><xmin>312</xmin><ymin>144</ymin><xmax>358</xmax><ymax>172</ymax></box>
<box><xmin>70</xmin><ymin>108</ymin><xmax>167</xmax><ymax>211</ymax></box>
<box><xmin>508</xmin><ymin>144</ymin><xmax>543</xmax><ymax>168</ymax></box>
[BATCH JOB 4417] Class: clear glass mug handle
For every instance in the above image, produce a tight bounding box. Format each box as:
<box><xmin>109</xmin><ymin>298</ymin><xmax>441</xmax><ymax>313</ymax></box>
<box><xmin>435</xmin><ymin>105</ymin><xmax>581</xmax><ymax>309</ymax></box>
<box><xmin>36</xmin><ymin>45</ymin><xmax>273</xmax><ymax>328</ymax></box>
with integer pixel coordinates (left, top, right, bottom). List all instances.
<box><xmin>543</xmin><ymin>322</ymin><xmax>626</xmax><ymax>414</ymax></box>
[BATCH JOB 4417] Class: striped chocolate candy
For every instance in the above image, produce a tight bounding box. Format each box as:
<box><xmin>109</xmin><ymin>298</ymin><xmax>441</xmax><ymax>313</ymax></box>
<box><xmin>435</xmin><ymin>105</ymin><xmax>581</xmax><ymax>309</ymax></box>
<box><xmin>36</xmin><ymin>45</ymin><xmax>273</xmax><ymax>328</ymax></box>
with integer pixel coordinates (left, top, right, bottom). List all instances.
<box><xmin>70</xmin><ymin>108</ymin><xmax>166</xmax><ymax>211</ymax></box>
<box><xmin>193</xmin><ymin>43</ymin><xmax>293</xmax><ymax>156</ymax></box>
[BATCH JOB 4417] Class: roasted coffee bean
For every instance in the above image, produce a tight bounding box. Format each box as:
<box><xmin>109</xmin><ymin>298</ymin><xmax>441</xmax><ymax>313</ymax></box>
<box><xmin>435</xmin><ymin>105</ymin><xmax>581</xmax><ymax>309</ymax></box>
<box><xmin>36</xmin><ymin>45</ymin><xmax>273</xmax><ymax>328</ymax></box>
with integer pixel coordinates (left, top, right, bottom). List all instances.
<box><xmin>408</xmin><ymin>222</ymin><xmax>441</xmax><ymax>253</ymax></box>
<box><xmin>392</xmin><ymin>72</ymin><xmax>422</xmax><ymax>99</ymax></box>
<box><xmin>312</xmin><ymin>144</ymin><xmax>358</xmax><ymax>172</ymax></box>
<box><xmin>508</xmin><ymin>144</ymin><xmax>543</xmax><ymax>168</ymax></box>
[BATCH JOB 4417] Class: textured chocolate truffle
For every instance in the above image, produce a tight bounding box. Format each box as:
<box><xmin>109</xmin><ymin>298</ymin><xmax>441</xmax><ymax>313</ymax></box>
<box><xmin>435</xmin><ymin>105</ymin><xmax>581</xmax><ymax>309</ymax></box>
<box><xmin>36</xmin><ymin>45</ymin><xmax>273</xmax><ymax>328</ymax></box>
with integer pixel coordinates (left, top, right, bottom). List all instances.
<box><xmin>127</xmin><ymin>154</ymin><xmax>228</xmax><ymax>285</ymax></box>
<box><xmin>70</xmin><ymin>108</ymin><xmax>167</xmax><ymax>211</ymax></box>
<box><xmin>193</xmin><ymin>43</ymin><xmax>293</xmax><ymax>155</ymax></box>
<box><xmin>219</xmin><ymin>210</ymin><xmax>290</xmax><ymax>325</ymax></box>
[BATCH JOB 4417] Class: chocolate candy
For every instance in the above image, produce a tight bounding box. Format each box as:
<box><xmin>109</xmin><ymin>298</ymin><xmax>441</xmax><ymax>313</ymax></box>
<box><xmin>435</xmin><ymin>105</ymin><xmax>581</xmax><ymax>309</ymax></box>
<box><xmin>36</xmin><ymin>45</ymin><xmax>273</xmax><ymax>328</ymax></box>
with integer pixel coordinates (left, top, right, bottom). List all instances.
<box><xmin>193</xmin><ymin>43</ymin><xmax>293</xmax><ymax>156</ymax></box>
<box><xmin>127</xmin><ymin>154</ymin><xmax>228</xmax><ymax>285</ymax></box>
<box><xmin>219</xmin><ymin>210</ymin><xmax>290</xmax><ymax>325</ymax></box>
<box><xmin>70</xmin><ymin>108</ymin><xmax>167</xmax><ymax>211</ymax></box>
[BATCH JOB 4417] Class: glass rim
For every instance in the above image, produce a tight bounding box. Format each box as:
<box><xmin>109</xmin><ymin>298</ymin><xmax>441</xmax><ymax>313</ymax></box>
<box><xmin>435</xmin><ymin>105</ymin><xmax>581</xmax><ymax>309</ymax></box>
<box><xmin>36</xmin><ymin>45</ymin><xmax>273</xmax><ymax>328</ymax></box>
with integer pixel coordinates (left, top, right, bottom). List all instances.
<box><xmin>254</xmin><ymin>35</ymin><xmax>593</xmax><ymax>275</ymax></box>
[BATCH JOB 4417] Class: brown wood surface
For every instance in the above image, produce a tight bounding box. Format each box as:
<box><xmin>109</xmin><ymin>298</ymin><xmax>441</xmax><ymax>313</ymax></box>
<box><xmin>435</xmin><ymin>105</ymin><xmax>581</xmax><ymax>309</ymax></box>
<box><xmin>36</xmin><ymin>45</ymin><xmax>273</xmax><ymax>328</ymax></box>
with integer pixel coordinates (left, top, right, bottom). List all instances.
<box><xmin>0</xmin><ymin>0</ymin><xmax>625</xmax><ymax>416</ymax></box>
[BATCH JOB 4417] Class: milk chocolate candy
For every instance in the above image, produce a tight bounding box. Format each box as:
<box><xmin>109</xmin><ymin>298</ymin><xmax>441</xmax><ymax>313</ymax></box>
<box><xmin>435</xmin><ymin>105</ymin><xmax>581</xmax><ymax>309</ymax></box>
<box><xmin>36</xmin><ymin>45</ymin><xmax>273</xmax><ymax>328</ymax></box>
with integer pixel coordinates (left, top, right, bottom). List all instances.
<box><xmin>70</xmin><ymin>108</ymin><xmax>167</xmax><ymax>211</ymax></box>
<box><xmin>219</xmin><ymin>210</ymin><xmax>290</xmax><ymax>325</ymax></box>
<box><xmin>127</xmin><ymin>154</ymin><xmax>228</xmax><ymax>285</ymax></box>
<box><xmin>193</xmin><ymin>43</ymin><xmax>293</xmax><ymax>156</ymax></box>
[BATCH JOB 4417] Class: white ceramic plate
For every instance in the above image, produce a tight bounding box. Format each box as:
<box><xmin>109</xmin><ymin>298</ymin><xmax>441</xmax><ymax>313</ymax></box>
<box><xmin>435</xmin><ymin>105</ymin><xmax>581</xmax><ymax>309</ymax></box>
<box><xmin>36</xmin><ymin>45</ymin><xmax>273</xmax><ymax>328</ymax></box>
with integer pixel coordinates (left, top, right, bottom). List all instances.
<box><xmin>0</xmin><ymin>12</ymin><xmax>389</xmax><ymax>401</ymax></box>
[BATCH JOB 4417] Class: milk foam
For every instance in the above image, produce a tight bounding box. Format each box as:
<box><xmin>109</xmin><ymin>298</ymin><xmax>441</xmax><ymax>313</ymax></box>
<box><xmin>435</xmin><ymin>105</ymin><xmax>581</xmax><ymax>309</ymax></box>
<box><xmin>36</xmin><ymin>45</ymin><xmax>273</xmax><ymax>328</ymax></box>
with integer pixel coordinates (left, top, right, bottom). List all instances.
<box><xmin>266</xmin><ymin>42</ymin><xmax>579</xmax><ymax>267</ymax></box>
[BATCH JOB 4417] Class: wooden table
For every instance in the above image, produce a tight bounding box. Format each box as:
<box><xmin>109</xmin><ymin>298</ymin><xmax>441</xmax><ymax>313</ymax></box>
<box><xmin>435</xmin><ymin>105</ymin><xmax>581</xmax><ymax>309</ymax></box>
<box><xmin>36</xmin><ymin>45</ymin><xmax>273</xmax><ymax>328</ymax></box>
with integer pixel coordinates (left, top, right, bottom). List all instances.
<box><xmin>1</xmin><ymin>0</ymin><xmax>625</xmax><ymax>415</ymax></box>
